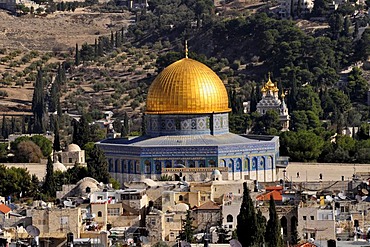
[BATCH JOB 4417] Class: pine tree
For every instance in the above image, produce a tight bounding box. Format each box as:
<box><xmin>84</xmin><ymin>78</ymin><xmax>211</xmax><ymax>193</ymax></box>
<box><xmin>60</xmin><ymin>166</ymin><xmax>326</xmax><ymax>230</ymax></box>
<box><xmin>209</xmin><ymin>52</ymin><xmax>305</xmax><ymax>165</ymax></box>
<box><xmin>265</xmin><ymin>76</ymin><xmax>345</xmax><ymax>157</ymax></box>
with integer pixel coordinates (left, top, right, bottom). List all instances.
<box><xmin>87</xmin><ymin>145</ymin><xmax>110</xmax><ymax>184</ymax></box>
<box><xmin>265</xmin><ymin>196</ymin><xmax>283</xmax><ymax>247</ymax></box>
<box><xmin>237</xmin><ymin>182</ymin><xmax>258</xmax><ymax>246</ymax></box>
<box><xmin>43</xmin><ymin>156</ymin><xmax>56</xmax><ymax>198</ymax></box>
<box><xmin>178</xmin><ymin>210</ymin><xmax>194</xmax><ymax>243</ymax></box>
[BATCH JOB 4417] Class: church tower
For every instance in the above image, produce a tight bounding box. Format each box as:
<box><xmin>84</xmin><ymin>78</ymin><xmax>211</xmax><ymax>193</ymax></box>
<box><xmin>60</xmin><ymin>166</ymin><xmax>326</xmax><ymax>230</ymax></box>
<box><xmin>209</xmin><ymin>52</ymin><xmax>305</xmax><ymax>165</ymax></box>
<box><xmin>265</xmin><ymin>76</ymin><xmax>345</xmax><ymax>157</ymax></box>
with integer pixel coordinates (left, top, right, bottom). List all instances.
<box><xmin>256</xmin><ymin>75</ymin><xmax>290</xmax><ymax>131</ymax></box>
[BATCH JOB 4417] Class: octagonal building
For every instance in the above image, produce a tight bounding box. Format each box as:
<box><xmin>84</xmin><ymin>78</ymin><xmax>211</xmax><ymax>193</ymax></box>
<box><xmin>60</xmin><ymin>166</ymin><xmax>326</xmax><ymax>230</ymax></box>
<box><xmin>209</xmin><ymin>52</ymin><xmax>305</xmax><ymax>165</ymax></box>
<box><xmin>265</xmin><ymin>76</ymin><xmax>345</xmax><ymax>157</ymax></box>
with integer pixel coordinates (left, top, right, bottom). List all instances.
<box><xmin>97</xmin><ymin>57</ymin><xmax>287</xmax><ymax>183</ymax></box>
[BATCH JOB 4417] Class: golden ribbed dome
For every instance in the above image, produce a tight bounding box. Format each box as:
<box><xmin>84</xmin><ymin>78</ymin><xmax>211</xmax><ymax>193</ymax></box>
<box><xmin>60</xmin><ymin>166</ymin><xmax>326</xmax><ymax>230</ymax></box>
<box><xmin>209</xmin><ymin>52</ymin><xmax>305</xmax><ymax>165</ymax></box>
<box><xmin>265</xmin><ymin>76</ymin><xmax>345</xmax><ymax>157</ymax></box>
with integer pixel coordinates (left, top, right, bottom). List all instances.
<box><xmin>262</xmin><ymin>75</ymin><xmax>279</xmax><ymax>92</ymax></box>
<box><xmin>146</xmin><ymin>58</ymin><xmax>231</xmax><ymax>114</ymax></box>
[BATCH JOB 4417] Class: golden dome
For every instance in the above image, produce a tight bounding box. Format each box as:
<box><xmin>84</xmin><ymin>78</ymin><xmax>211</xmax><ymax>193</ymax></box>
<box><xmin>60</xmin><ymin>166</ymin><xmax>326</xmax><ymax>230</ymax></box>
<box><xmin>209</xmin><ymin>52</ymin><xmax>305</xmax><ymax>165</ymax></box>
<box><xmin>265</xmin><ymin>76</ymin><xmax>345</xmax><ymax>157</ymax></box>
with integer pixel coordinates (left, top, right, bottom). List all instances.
<box><xmin>146</xmin><ymin>58</ymin><xmax>231</xmax><ymax>114</ymax></box>
<box><xmin>262</xmin><ymin>74</ymin><xmax>279</xmax><ymax>92</ymax></box>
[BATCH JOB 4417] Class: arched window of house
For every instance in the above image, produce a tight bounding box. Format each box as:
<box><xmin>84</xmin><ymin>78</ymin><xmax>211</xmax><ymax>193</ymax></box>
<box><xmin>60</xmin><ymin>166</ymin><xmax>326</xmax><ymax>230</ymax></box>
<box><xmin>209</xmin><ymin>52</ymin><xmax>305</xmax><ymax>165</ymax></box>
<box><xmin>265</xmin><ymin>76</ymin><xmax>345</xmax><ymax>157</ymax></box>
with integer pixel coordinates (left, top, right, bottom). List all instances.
<box><xmin>179</xmin><ymin>195</ymin><xmax>184</xmax><ymax>201</ymax></box>
<box><xmin>227</xmin><ymin>215</ymin><xmax>233</xmax><ymax>223</ymax></box>
<box><xmin>98</xmin><ymin>211</ymin><xmax>102</xmax><ymax>217</ymax></box>
<box><xmin>281</xmin><ymin>216</ymin><xmax>288</xmax><ymax>237</ymax></box>
<box><xmin>85</xmin><ymin>187</ymin><xmax>91</xmax><ymax>193</ymax></box>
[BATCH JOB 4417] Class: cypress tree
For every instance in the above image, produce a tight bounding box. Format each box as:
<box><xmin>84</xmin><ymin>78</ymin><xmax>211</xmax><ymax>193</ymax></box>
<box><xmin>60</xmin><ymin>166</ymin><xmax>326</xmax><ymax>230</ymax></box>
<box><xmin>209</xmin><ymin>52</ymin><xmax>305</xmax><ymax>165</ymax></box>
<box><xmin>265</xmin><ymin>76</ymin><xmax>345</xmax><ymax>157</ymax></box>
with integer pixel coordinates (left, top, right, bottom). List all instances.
<box><xmin>72</xmin><ymin>114</ymin><xmax>90</xmax><ymax>148</ymax></box>
<box><xmin>250</xmin><ymin>86</ymin><xmax>257</xmax><ymax>113</ymax></box>
<box><xmin>265</xmin><ymin>196</ymin><xmax>283</xmax><ymax>247</ymax></box>
<box><xmin>237</xmin><ymin>182</ymin><xmax>258</xmax><ymax>246</ymax></box>
<box><xmin>87</xmin><ymin>145</ymin><xmax>110</xmax><ymax>184</ymax></box>
<box><xmin>110</xmin><ymin>31</ymin><xmax>114</xmax><ymax>49</ymax></box>
<box><xmin>121</xmin><ymin>112</ymin><xmax>129</xmax><ymax>137</ymax></box>
<box><xmin>53</xmin><ymin>117</ymin><xmax>61</xmax><ymax>152</ymax></box>
<box><xmin>10</xmin><ymin>116</ymin><xmax>15</xmax><ymax>134</ymax></box>
<box><xmin>256</xmin><ymin>209</ymin><xmax>266</xmax><ymax>246</ymax></box>
<box><xmin>21</xmin><ymin>115</ymin><xmax>26</xmax><ymax>134</ymax></box>
<box><xmin>43</xmin><ymin>156</ymin><xmax>56</xmax><ymax>197</ymax></box>
<box><xmin>75</xmin><ymin>43</ymin><xmax>80</xmax><ymax>66</ymax></box>
<box><xmin>32</xmin><ymin>69</ymin><xmax>45</xmax><ymax>133</ymax></box>
<box><xmin>94</xmin><ymin>38</ymin><xmax>98</xmax><ymax>57</ymax></box>
<box><xmin>1</xmin><ymin>115</ymin><xmax>7</xmax><ymax>139</ymax></box>
<box><xmin>115</xmin><ymin>31</ymin><xmax>119</xmax><ymax>48</ymax></box>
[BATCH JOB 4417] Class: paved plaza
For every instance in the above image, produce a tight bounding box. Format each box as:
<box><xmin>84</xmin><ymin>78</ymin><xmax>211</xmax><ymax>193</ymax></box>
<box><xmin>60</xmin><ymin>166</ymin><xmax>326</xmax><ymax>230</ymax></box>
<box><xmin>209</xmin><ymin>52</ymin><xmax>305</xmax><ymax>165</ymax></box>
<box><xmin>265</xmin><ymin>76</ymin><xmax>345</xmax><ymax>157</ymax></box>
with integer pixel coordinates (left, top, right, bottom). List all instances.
<box><xmin>277</xmin><ymin>162</ymin><xmax>370</xmax><ymax>182</ymax></box>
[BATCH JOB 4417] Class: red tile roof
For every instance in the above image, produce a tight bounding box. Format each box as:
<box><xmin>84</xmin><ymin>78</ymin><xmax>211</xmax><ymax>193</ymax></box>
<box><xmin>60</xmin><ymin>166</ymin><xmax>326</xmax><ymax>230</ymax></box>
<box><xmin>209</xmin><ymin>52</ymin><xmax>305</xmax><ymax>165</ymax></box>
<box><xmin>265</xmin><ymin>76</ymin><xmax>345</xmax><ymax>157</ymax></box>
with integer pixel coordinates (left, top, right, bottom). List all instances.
<box><xmin>265</xmin><ymin>186</ymin><xmax>283</xmax><ymax>191</ymax></box>
<box><xmin>256</xmin><ymin>190</ymin><xmax>282</xmax><ymax>201</ymax></box>
<box><xmin>0</xmin><ymin>204</ymin><xmax>11</xmax><ymax>214</ymax></box>
<box><xmin>194</xmin><ymin>201</ymin><xmax>220</xmax><ymax>210</ymax></box>
<box><xmin>294</xmin><ymin>242</ymin><xmax>318</xmax><ymax>247</ymax></box>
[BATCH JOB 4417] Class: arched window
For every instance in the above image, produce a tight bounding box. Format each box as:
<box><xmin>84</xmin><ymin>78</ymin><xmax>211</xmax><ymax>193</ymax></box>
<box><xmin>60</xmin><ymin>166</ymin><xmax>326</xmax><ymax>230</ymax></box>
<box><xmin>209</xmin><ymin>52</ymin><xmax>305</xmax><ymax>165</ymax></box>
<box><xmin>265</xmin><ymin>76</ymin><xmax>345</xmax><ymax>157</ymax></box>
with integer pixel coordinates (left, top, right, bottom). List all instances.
<box><xmin>108</xmin><ymin>159</ymin><xmax>113</xmax><ymax>172</ymax></box>
<box><xmin>199</xmin><ymin>161</ymin><xmax>205</xmax><ymax>167</ymax></box>
<box><xmin>98</xmin><ymin>211</ymin><xmax>102</xmax><ymax>217</ymax></box>
<box><xmin>115</xmin><ymin>160</ymin><xmax>119</xmax><ymax>173</ymax></box>
<box><xmin>165</xmin><ymin>161</ymin><xmax>172</xmax><ymax>168</ymax></box>
<box><xmin>145</xmin><ymin>160</ymin><xmax>151</xmax><ymax>173</ymax></box>
<box><xmin>155</xmin><ymin>161</ymin><xmax>161</xmax><ymax>172</ymax></box>
<box><xmin>188</xmin><ymin>160</ymin><xmax>195</xmax><ymax>168</ymax></box>
<box><xmin>179</xmin><ymin>195</ymin><xmax>184</xmax><ymax>201</ymax></box>
<box><xmin>226</xmin><ymin>215</ymin><xmax>233</xmax><ymax>223</ymax></box>
<box><xmin>121</xmin><ymin>160</ymin><xmax>125</xmax><ymax>173</ymax></box>
<box><xmin>208</xmin><ymin>160</ymin><xmax>216</xmax><ymax>167</ymax></box>
<box><xmin>236</xmin><ymin>158</ymin><xmax>242</xmax><ymax>171</ymax></box>
<box><xmin>281</xmin><ymin>216</ymin><xmax>288</xmax><ymax>237</ymax></box>
<box><xmin>85</xmin><ymin>187</ymin><xmax>91</xmax><ymax>193</ymax></box>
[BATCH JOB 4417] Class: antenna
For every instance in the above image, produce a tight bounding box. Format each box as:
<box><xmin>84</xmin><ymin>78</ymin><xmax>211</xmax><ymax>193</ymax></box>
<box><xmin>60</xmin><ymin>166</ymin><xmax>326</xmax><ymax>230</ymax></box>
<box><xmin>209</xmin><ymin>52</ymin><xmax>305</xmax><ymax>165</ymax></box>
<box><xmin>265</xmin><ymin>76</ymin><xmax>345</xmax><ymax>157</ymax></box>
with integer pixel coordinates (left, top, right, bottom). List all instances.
<box><xmin>26</xmin><ymin>225</ymin><xmax>40</xmax><ymax>237</ymax></box>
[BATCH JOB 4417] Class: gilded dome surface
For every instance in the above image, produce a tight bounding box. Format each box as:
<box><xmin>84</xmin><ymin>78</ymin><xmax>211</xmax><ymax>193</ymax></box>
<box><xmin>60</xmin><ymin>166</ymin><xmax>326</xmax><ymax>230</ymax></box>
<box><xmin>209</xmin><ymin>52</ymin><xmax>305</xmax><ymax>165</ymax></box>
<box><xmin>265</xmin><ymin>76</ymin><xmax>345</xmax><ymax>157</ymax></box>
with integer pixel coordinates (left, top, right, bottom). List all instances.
<box><xmin>146</xmin><ymin>58</ymin><xmax>231</xmax><ymax>114</ymax></box>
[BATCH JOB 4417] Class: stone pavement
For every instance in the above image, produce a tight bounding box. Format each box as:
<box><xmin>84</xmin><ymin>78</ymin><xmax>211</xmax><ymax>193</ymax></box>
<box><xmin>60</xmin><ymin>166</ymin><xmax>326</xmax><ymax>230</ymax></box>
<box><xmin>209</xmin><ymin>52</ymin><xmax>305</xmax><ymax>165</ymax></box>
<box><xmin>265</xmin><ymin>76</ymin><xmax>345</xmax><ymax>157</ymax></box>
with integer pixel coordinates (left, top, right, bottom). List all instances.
<box><xmin>277</xmin><ymin>162</ymin><xmax>370</xmax><ymax>182</ymax></box>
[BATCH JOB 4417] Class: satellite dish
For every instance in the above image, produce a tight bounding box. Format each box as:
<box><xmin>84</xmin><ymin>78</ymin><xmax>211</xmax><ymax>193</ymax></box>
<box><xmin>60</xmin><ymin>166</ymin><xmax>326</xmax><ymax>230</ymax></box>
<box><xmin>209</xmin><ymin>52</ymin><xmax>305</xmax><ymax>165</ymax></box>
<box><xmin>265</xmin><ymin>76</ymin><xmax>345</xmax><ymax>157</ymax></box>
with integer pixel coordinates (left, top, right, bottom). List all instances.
<box><xmin>139</xmin><ymin>236</ymin><xmax>149</xmax><ymax>244</ymax></box>
<box><xmin>338</xmin><ymin>193</ymin><xmax>346</xmax><ymax>200</ymax></box>
<box><xmin>325</xmin><ymin>195</ymin><xmax>333</xmax><ymax>202</ymax></box>
<box><xmin>230</xmin><ymin>239</ymin><xmax>242</xmax><ymax>247</ymax></box>
<box><xmin>64</xmin><ymin>201</ymin><xmax>74</xmax><ymax>207</ymax></box>
<box><xmin>362</xmin><ymin>188</ymin><xmax>369</xmax><ymax>195</ymax></box>
<box><xmin>26</xmin><ymin>225</ymin><xmax>40</xmax><ymax>237</ymax></box>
